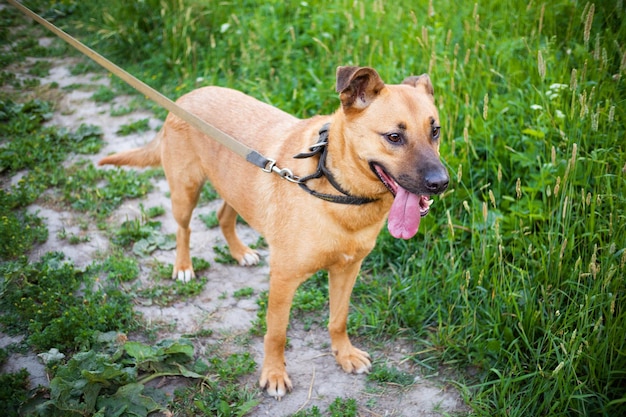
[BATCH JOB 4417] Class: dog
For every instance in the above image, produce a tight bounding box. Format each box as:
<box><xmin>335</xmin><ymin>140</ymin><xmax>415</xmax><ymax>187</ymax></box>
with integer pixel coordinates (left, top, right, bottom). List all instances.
<box><xmin>99</xmin><ymin>66</ymin><xmax>449</xmax><ymax>398</ymax></box>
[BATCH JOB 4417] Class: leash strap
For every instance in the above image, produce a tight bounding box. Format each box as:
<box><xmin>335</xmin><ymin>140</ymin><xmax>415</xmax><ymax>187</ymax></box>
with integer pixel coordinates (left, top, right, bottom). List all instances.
<box><xmin>8</xmin><ymin>0</ymin><xmax>272</xmax><ymax>171</ymax></box>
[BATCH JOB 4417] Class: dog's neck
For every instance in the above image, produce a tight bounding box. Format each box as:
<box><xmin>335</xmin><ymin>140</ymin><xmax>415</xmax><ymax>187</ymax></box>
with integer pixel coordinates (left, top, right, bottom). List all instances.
<box><xmin>293</xmin><ymin>123</ymin><xmax>377</xmax><ymax>205</ymax></box>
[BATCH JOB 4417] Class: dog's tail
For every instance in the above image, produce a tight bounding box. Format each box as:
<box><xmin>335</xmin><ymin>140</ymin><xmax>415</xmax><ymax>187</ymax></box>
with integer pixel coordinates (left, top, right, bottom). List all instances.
<box><xmin>99</xmin><ymin>130</ymin><xmax>162</xmax><ymax>168</ymax></box>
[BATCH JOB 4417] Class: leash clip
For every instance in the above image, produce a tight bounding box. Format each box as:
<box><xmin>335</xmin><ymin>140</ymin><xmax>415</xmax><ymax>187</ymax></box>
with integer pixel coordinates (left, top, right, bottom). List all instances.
<box><xmin>262</xmin><ymin>158</ymin><xmax>301</xmax><ymax>184</ymax></box>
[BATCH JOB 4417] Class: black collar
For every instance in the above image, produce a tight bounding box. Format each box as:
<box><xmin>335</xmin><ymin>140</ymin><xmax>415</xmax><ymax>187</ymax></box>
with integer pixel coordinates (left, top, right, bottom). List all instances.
<box><xmin>293</xmin><ymin>123</ymin><xmax>378</xmax><ymax>205</ymax></box>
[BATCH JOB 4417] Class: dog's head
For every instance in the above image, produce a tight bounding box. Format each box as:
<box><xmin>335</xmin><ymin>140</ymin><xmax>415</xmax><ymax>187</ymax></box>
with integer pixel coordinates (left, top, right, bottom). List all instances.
<box><xmin>334</xmin><ymin>66</ymin><xmax>449</xmax><ymax>239</ymax></box>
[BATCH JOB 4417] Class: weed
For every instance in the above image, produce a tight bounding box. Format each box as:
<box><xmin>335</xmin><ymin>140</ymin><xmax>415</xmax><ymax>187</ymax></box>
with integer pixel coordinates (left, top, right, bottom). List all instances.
<box><xmin>112</xmin><ymin>215</ymin><xmax>181</xmax><ymax>258</ymax></box>
<box><xmin>233</xmin><ymin>287</ymin><xmax>254</xmax><ymax>299</ymax></box>
<box><xmin>292</xmin><ymin>406</ymin><xmax>322</xmax><ymax>417</ymax></box>
<box><xmin>21</xmin><ymin>333</ymin><xmax>209</xmax><ymax>417</ymax></box>
<box><xmin>102</xmin><ymin>252</ymin><xmax>139</xmax><ymax>283</ymax></box>
<box><xmin>91</xmin><ymin>85</ymin><xmax>115</xmax><ymax>102</ymax></box>
<box><xmin>138</xmin><ymin>278</ymin><xmax>208</xmax><ymax>306</ymax></box>
<box><xmin>200</xmin><ymin>210</ymin><xmax>252</xmax><ymax>230</ymax></box>
<box><xmin>0</xmin><ymin>99</ymin><xmax>53</xmax><ymax>139</ymax></box>
<box><xmin>21</xmin><ymin>78</ymin><xmax>40</xmax><ymax>88</ymax></box>
<box><xmin>199</xmin><ymin>211</ymin><xmax>219</xmax><ymax>228</ymax></box>
<box><xmin>151</xmin><ymin>260</ymin><xmax>174</xmax><ymax>280</ymax></box>
<box><xmin>253</xmin><ymin>272</ymin><xmax>328</xmax><ymax>336</ymax></box>
<box><xmin>132</xmin><ymin>230</ymin><xmax>176</xmax><ymax>257</ymax></box>
<box><xmin>0</xmin><ymin>368</ymin><xmax>30</xmax><ymax>417</ymax></box>
<box><xmin>67</xmin><ymin>233</ymin><xmax>90</xmax><ymax>244</ymax></box>
<box><xmin>292</xmin><ymin>275</ymin><xmax>327</xmax><ymax>314</ymax></box>
<box><xmin>170</xmin><ymin>352</ymin><xmax>259</xmax><ymax>416</ymax></box>
<box><xmin>251</xmin><ymin>235</ymin><xmax>267</xmax><ymax>250</ymax></box>
<box><xmin>199</xmin><ymin>182</ymin><xmax>219</xmax><ymax>204</ymax></box>
<box><xmin>113</xmin><ymin>218</ymin><xmax>159</xmax><ymax>247</ymax></box>
<box><xmin>213</xmin><ymin>244</ymin><xmax>238</xmax><ymax>264</ymax></box>
<box><xmin>57</xmin><ymin>161</ymin><xmax>154</xmax><ymax>220</ymax></box>
<box><xmin>27</xmin><ymin>59</ymin><xmax>52</xmax><ymax>77</ymax></box>
<box><xmin>0</xmin><ymin>252</ymin><xmax>137</xmax><ymax>352</ymax></box>
<box><xmin>0</xmin><ymin>203</ymin><xmax>48</xmax><ymax>260</ymax></box>
<box><xmin>116</xmin><ymin>117</ymin><xmax>150</xmax><ymax>136</ymax></box>
<box><xmin>110</xmin><ymin>104</ymin><xmax>134</xmax><ymax>116</ymax></box>
<box><xmin>292</xmin><ymin>397</ymin><xmax>359</xmax><ymax>417</ymax></box>
<box><xmin>0</xmin><ymin>70</ymin><xmax>17</xmax><ymax>87</ymax></box>
<box><xmin>142</xmin><ymin>204</ymin><xmax>165</xmax><ymax>218</ymax></box>
<box><xmin>69</xmin><ymin>59</ymin><xmax>100</xmax><ymax>75</ymax></box>
<box><xmin>328</xmin><ymin>397</ymin><xmax>358</xmax><ymax>417</ymax></box>
<box><xmin>192</xmin><ymin>256</ymin><xmax>211</xmax><ymax>273</ymax></box>
<box><xmin>367</xmin><ymin>363</ymin><xmax>415</xmax><ymax>386</ymax></box>
<box><xmin>250</xmin><ymin>291</ymin><xmax>269</xmax><ymax>336</ymax></box>
<box><xmin>0</xmin><ymin>14</ymin><xmax>64</xmax><ymax>71</ymax></box>
<box><xmin>0</xmin><ymin>100</ymin><xmax>105</xmax><ymax>223</ymax></box>
<box><xmin>68</xmin><ymin>123</ymin><xmax>104</xmax><ymax>153</ymax></box>
<box><xmin>182</xmin><ymin>328</ymin><xmax>213</xmax><ymax>338</ymax></box>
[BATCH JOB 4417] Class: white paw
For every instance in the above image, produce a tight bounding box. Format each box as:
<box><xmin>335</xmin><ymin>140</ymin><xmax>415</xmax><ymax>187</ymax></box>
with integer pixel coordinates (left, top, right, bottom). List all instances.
<box><xmin>355</xmin><ymin>363</ymin><xmax>371</xmax><ymax>374</ymax></box>
<box><xmin>176</xmin><ymin>269</ymin><xmax>194</xmax><ymax>282</ymax></box>
<box><xmin>260</xmin><ymin>368</ymin><xmax>292</xmax><ymax>399</ymax></box>
<box><xmin>266</xmin><ymin>384</ymin><xmax>287</xmax><ymax>399</ymax></box>
<box><xmin>239</xmin><ymin>251</ymin><xmax>260</xmax><ymax>266</ymax></box>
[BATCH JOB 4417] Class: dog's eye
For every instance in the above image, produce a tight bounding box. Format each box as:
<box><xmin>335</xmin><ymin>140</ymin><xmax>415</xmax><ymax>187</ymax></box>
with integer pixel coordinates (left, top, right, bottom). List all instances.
<box><xmin>385</xmin><ymin>133</ymin><xmax>403</xmax><ymax>144</ymax></box>
<box><xmin>432</xmin><ymin>126</ymin><xmax>441</xmax><ymax>140</ymax></box>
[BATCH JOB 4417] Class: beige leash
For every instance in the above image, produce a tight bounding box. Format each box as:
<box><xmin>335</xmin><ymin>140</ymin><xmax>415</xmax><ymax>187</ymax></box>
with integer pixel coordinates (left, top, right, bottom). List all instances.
<box><xmin>7</xmin><ymin>0</ymin><xmax>297</xmax><ymax>179</ymax></box>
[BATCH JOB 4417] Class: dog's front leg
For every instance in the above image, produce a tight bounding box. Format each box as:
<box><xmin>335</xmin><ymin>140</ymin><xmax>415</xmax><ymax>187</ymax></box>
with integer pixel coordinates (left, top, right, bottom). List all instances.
<box><xmin>259</xmin><ymin>271</ymin><xmax>303</xmax><ymax>398</ymax></box>
<box><xmin>328</xmin><ymin>261</ymin><xmax>372</xmax><ymax>374</ymax></box>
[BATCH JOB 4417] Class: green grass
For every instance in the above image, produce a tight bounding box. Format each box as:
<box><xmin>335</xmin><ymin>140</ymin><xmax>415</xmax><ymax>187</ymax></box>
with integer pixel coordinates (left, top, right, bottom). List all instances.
<box><xmin>116</xmin><ymin>117</ymin><xmax>151</xmax><ymax>135</ymax></box>
<box><xmin>0</xmin><ymin>368</ymin><xmax>29</xmax><ymax>417</ymax></box>
<box><xmin>91</xmin><ymin>85</ymin><xmax>116</xmax><ymax>102</ymax></box>
<box><xmin>170</xmin><ymin>352</ymin><xmax>259</xmax><ymax>416</ymax></box>
<box><xmin>2</xmin><ymin>0</ymin><xmax>625</xmax><ymax>416</ymax></box>
<box><xmin>0</xmin><ymin>252</ymin><xmax>138</xmax><ymax>352</ymax></box>
<box><xmin>367</xmin><ymin>363</ymin><xmax>415</xmax><ymax>387</ymax></box>
<box><xmin>294</xmin><ymin>397</ymin><xmax>358</xmax><ymax>417</ymax></box>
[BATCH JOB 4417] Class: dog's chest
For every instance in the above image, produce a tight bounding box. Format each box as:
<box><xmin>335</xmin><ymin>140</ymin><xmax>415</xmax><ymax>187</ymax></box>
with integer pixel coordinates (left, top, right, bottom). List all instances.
<box><xmin>326</xmin><ymin>235</ymin><xmax>377</xmax><ymax>268</ymax></box>
<box><xmin>341</xmin><ymin>253</ymin><xmax>356</xmax><ymax>263</ymax></box>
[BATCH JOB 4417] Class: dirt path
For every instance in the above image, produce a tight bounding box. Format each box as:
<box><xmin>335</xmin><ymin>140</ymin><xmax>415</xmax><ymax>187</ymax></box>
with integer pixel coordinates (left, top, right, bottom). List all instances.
<box><xmin>2</xmin><ymin>42</ymin><xmax>468</xmax><ymax>416</ymax></box>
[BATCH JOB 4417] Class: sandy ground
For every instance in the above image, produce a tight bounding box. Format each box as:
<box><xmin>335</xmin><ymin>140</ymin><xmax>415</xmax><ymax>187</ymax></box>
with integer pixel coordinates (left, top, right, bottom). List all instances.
<box><xmin>1</xmin><ymin>44</ymin><xmax>469</xmax><ymax>416</ymax></box>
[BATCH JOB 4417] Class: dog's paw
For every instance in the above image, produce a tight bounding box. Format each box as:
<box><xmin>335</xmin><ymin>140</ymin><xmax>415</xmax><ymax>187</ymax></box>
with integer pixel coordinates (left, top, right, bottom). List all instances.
<box><xmin>259</xmin><ymin>366</ymin><xmax>293</xmax><ymax>399</ymax></box>
<box><xmin>238</xmin><ymin>250</ymin><xmax>260</xmax><ymax>267</ymax></box>
<box><xmin>174</xmin><ymin>268</ymin><xmax>195</xmax><ymax>282</ymax></box>
<box><xmin>334</xmin><ymin>346</ymin><xmax>372</xmax><ymax>374</ymax></box>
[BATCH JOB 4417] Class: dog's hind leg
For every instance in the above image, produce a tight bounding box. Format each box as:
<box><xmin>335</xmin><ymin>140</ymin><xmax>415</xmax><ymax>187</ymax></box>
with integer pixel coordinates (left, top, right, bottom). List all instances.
<box><xmin>328</xmin><ymin>261</ymin><xmax>372</xmax><ymax>374</ymax></box>
<box><xmin>217</xmin><ymin>201</ymin><xmax>260</xmax><ymax>266</ymax></box>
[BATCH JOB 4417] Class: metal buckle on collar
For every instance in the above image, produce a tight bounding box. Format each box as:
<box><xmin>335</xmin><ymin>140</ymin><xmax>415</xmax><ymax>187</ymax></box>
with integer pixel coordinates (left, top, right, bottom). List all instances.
<box><xmin>263</xmin><ymin>123</ymin><xmax>377</xmax><ymax>205</ymax></box>
<box><xmin>262</xmin><ymin>158</ymin><xmax>301</xmax><ymax>183</ymax></box>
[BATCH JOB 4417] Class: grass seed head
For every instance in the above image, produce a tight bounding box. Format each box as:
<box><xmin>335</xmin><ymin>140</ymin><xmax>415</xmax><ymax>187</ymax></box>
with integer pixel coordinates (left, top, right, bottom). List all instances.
<box><xmin>538</xmin><ymin>50</ymin><xmax>546</xmax><ymax>80</ymax></box>
<box><xmin>584</xmin><ymin>3</ymin><xmax>594</xmax><ymax>48</ymax></box>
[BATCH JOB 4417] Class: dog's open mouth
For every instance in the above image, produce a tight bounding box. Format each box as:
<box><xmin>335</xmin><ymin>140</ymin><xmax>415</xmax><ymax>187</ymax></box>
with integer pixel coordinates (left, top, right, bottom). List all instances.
<box><xmin>371</xmin><ymin>163</ymin><xmax>433</xmax><ymax>240</ymax></box>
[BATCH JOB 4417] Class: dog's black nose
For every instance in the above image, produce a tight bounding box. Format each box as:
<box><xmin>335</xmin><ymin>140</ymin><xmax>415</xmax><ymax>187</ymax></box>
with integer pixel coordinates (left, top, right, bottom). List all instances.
<box><xmin>424</xmin><ymin>169</ymin><xmax>449</xmax><ymax>194</ymax></box>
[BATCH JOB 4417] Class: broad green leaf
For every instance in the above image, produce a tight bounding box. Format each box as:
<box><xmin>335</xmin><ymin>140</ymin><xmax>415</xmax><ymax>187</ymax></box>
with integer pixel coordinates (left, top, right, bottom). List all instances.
<box><xmin>172</xmin><ymin>362</ymin><xmax>207</xmax><ymax>379</ymax></box>
<box><xmin>132</xmin><ymin>239</ymin><xmax>155</xmax><ymax>256</ymax></box>
<box><xmin>38</xmin><ymin>348</ymin><xmax>65</xmax><ymax>364</ymax></box>
<box><xmin>124</xmin><ymin>341</ymin><xmax>158</xmax><ymax>361</ymax></box>
<box><xmin>96</xmin><ymin>383</ymin><xmax>163</xmax><ymax>417</ymax></box>
<box><xmin>159</xmin><ymin>339</ymin><xmax>194</xmax><ymax>359</ymax></box>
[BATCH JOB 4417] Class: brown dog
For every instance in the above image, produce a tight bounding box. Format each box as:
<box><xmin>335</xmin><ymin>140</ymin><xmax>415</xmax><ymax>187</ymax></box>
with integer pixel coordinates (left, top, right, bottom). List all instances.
<box><xmin>99</xmin><ymin>66</ymin><xmax>449</xmax><ymax>398</ymax></box>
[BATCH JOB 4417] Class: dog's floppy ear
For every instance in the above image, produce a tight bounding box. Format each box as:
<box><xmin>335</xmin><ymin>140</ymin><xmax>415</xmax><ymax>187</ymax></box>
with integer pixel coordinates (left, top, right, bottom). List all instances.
<box><xmin>336</xmin><ymin>66</ymin><xmax>385</xmax><ymax>111</ymax></box>
<box><xmin>402</xmin><ymin>74</ymin><xmax>434</xmax><ymax>97</ymax></box>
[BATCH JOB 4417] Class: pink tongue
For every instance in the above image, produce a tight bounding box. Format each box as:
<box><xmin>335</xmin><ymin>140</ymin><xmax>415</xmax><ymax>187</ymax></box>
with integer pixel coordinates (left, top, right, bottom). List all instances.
<box><xmin>388</xmin><ymin>186</ymin><xmax>421</xmax><ymax>239</ymax></box>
